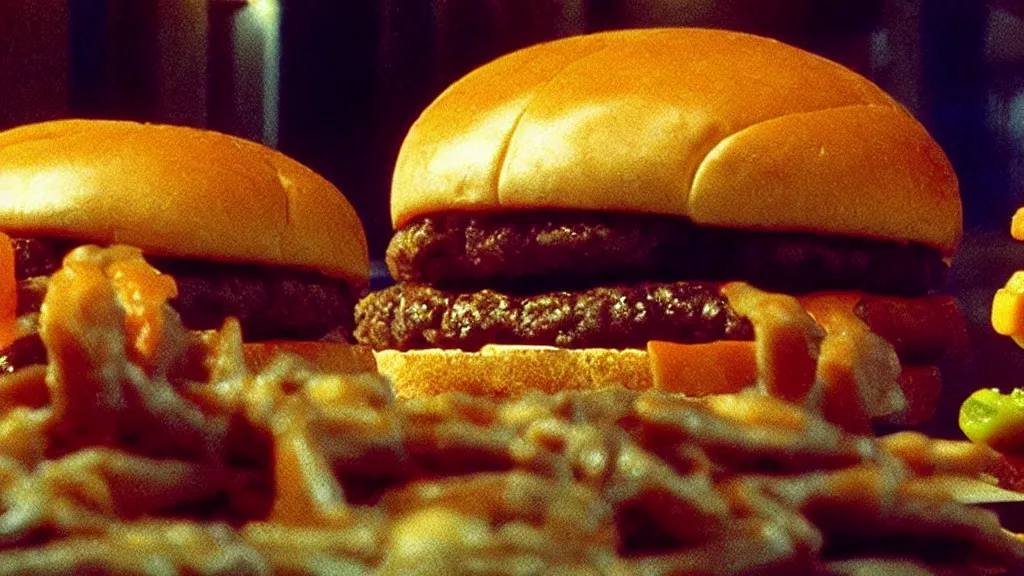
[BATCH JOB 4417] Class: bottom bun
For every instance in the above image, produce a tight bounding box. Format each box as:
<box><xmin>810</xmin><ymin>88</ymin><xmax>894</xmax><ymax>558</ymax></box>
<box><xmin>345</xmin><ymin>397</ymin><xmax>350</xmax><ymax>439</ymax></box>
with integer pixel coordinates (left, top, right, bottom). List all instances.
<box><xmin>375</xmin><ymin>345</ymin><xmax>943</xmax><ymax>429</ymax></box>
<box><xmin>373</xmin><ymin>346</ymin><xmax>652</xmax><ymax>398</ymax></box>
<box><xmin>244</xmin><ymin>341</ymin><xmax>378</xmax><ymax>374</ymax></box>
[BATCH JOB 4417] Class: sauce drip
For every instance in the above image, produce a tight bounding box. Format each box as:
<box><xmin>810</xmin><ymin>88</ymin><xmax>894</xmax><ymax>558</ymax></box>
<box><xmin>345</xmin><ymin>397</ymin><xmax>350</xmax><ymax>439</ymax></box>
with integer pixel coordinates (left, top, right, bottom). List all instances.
<box><xmin>799</xmin><ymin>292</ymin><xmax>905</xmax><ymax>433</ymax></box>
<box><xmin>107</xmin><ymin>256</ymin><xmax>179</xmax><ymax>373</ymax></box>
<box><xmin>720</xmin><ymin>282</ymin><xmax>822</xmax><ymax>405</ymax></box>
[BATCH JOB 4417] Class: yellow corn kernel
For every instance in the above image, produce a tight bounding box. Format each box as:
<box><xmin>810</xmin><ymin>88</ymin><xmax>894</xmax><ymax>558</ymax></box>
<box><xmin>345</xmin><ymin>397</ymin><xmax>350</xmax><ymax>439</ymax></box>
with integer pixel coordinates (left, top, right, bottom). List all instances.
<box><xmin>991</xmin><ymin>271</ymin><xmax>1024</xmax><ymax>337</ymax></box>
<box><xmin>1012</xmin><ymin>207</ymin><xmax>1024</xmax><ymax>241</ymax></box>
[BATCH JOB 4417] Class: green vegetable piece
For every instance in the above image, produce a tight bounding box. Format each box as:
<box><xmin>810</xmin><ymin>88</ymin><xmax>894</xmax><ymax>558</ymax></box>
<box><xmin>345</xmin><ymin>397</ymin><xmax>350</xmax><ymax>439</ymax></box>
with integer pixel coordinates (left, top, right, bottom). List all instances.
<box><xmin>960</xmin><ymin>388</ymin><xmax>1024</xmax><ymax>454</ymax></box>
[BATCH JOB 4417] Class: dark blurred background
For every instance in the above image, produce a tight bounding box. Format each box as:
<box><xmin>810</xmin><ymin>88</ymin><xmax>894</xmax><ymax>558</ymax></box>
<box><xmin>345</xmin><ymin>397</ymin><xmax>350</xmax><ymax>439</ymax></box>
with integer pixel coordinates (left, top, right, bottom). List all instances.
<box><xmin>5</xmin><ymin>0</ymin><xmax>1022</xmax><ymax>254</ymax></box>
<box><xmin>3</xmin><ymin>0</ymin><xmax>1024</xmax><ymax>390</ymax></box>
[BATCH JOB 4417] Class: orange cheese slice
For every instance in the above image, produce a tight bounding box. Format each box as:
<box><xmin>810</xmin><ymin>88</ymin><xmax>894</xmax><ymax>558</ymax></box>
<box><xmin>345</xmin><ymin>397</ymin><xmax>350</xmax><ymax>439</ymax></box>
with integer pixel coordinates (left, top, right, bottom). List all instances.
<box><xmin>648</xmin><ymin>340</ymin><xmax>756</xmax><ymax>395</ymax></box>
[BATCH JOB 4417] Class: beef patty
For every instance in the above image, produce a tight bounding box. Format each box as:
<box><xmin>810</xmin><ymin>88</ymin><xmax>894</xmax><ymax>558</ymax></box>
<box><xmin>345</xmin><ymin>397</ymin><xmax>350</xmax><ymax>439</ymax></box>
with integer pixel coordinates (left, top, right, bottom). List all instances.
<box><xmin>387</xmin><ymin>212</ymin><xmax>947</xmax><ymax>297</ymax></box>
<box><xmin>356</xmin><ymin>282</ymin><xmax>754</xmax><ymax>351</ymax></box>
<box><xmin>5</xmin><ymin>237</ymin><xmax>356</xmax><ymax>371</ymax></box>
<box><xmin>356</xmin><ymin>282</ymin><xmax>965</xmax><ymax>367</ymax></box>
<box><xmin>362</xmin><ymin>211</ymin><xmax>958</xmax><ymax>357</ymax></box>
<box><xmin>154</xmin><ymin>258</ymin><xmax>355</xmax><ymax>342</ymax></box>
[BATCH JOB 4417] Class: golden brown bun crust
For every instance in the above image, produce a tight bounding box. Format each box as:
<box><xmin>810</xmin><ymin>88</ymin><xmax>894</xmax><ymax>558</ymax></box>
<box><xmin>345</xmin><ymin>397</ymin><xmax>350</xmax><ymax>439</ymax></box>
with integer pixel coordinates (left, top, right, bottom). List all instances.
<box><xmin>374</xmin><ymin>347</ymin><xmax>941</xmax><ymax>425</ymax></box>
<box><xmin>392</xmin><ymin>28</ymin><xmax>961</xmax><ymax>254</ymax></box>
<box><xmin>0</xmin><ymin>119</ymin><xmax>369</xmax><ymax>289</ymax></box>
<box><xmin>243</xmin><ymin>341</ymin><xmax>377</xmax><ymax>374</ymax></box>
<box><xmin>374</xmin><ymin>347</ymin><xmax>652</xmax><ymax>398</ymax></box>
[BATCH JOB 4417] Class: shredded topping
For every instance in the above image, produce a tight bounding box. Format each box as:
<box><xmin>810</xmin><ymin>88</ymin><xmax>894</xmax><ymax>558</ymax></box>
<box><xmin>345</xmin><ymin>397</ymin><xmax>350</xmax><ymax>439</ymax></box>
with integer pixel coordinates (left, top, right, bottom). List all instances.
<box><xmin>0</xmin><ymin>245</ymin><xmax>1017</xmax><ymax>574</ymax></box>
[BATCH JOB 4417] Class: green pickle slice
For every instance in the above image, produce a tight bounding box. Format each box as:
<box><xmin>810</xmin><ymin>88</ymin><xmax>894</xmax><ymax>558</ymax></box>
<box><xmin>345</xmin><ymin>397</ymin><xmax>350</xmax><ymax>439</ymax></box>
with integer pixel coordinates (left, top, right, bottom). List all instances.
<box><xmin>960</xmin><ymin>388</ymin><xmax>1024</xmax><ymax>454</ymax></box>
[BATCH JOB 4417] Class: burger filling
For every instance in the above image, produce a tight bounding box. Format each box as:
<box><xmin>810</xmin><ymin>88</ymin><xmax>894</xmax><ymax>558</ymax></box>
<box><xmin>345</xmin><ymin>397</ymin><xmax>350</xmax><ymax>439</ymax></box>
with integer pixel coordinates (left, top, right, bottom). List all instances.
<box><xmin>385</xmin><ymin>211</ymin><xmax>947</xmax><ymax>296</ymax></box>
<box><xmin>357</xmin><ymin>211</ymin><xmax>952</xmax><ymax>353</ymax></box>
<box><xmin>3</xmin><ymin>237</ymin><xmax>357</xmax><ymax>373</ymax></box>
<box><xmin>356</xmin><ymin>281</ymin><xmax>753</xmax><ymax>351</ymax></box>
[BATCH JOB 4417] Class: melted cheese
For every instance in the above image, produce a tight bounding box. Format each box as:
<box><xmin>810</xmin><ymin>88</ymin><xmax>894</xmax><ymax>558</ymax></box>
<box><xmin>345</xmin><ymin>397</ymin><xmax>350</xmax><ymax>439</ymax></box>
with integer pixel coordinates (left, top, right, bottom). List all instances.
<box><xmin>106</xmin><ymin>257</ymin><xmax>178</xmax><ymax>372</ymax></box>
<box><xmin>798</xmin><ymin>293</ymin><xmax>905</xmax><ymax>422</ymax></box>
<box><xmin>720</xmin><ymin>282</ymin><xmax>823</xmax><ymax>405</ymax></box>
<box><xmin>714</xmin><ymin>284</ymin><xmax>907</xmax><ymax>432</ymax></box>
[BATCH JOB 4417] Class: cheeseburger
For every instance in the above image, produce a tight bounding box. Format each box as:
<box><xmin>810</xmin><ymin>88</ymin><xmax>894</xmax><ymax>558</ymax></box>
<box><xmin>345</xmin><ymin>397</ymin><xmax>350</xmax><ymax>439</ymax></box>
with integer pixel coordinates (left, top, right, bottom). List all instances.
<box><xmin>0</xmin><ymin>119</ymin><xmax>371</xmax><ymax>372</ymax></box>
<box><xmin>356</xmin><ymin>28</ymin><xmax>967</xmax><ymax>428</ymax></box>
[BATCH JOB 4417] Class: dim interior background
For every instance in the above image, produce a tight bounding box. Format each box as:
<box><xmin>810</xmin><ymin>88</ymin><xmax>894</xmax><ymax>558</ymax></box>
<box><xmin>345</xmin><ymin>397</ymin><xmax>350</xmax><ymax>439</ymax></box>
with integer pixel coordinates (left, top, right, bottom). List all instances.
<box><xmin>2</xmin><ymin>0</ymin><xmax>1024</xmax><ymax>413</ymax></box>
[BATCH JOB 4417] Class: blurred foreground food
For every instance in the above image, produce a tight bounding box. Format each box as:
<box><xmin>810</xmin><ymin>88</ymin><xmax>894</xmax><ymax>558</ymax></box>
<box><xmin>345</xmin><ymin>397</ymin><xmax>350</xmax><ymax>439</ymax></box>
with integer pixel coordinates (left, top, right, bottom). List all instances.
<box><xmin>0</xmin><ymin>245</ymin><xmax>1020</xmax><ymax>574</ymax></box>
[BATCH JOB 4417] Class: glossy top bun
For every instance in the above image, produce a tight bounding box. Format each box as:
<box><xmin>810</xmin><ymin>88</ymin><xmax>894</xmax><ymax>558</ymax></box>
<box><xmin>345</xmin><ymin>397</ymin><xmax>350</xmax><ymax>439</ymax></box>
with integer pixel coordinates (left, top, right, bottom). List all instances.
<box><xmin>0</xmin><ymin>119</ymin><xmax>369</xmax><ymax>288</ymax></box>
<box><xmin>392</xmin><ymin>28</ymin><xmax>961</xmax><ymax>254</ymax></box>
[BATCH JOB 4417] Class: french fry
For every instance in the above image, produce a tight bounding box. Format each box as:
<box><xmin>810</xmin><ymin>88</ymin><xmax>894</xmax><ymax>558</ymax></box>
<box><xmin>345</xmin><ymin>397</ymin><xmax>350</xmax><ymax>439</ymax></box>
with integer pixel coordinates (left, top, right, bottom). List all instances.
<box><xmin>992</xmin><ymin>271</ymin><xmax>1024</xmax><ymax>342</ymax></box>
